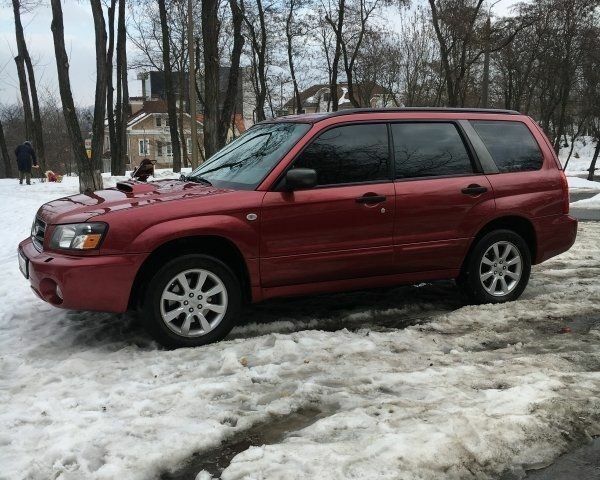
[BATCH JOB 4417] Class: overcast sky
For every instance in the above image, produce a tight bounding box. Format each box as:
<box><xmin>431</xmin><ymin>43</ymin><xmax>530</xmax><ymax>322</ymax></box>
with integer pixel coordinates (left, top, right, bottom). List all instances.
<box><xmin>0</xmin><ymin>0</ymin><xmax>517</xmax><ymax>107</ymax></box>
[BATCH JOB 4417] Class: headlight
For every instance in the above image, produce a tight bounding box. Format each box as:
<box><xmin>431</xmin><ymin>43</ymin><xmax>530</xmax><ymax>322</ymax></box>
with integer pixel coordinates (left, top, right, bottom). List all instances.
<box><xmin>50</xmin><ymin>223</ymin><xmax>107</xmax><ymax>250</ymax></box>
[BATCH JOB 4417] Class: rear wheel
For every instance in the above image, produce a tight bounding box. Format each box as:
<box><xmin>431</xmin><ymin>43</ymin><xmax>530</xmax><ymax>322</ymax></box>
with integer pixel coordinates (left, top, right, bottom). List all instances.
<box><xmin>459</xmin><ymin>229</ymin><xmax>531</xmax><ymax>304</ymax></box>
<box><xmin>142</xmin><ymin>254</ymin><xmax>241</xmax><ymax>348</ymax></box>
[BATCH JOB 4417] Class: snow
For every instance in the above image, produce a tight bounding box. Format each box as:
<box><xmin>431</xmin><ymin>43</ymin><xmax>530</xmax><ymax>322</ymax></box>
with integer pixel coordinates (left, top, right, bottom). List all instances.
<box><xmin>568</xmin><ymin>176</ymin><xmax>600</xmax><ymax>191</ymax></box>
<box><xmin>1</xmin><ymin>178</ymin><xmax>600</xmax><ymax>480</ymax></box>
<box><xmin>571</xmin><ymin>192</ymin><xmax>600</xmax><ymax>209</ymax></box>
<box><xmin>559</xmin><ymin>136</ymin><xmax>598</xmax><ymax>176</ymax></box>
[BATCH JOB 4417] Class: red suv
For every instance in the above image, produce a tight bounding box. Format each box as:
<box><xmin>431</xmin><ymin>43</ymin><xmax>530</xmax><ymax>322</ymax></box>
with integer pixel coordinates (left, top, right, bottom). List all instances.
<box><xmin>18</xmin><ymin>108</ymin><xmax>577</xmax><ymax>347</ymax></box>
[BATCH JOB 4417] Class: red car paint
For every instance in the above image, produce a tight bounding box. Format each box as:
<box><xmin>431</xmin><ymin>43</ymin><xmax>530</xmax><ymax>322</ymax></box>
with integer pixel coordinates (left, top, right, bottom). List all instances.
<box><xmin>19</xmin><ymin>109</ymin><xmax>577</xmax><ymax>312</ymax></box>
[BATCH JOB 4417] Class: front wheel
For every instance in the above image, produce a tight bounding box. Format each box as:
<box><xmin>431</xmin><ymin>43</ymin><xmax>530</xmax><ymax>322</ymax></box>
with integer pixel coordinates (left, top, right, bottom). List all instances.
<box><xmin>142</xmin><ymin>254</ymin><xmax>241</xmax><ymax>348</ymax></box>
<box><xmin>458</xmin><ymin>229</ymin><xmax>531</xmax><ymax>304</ymax></box>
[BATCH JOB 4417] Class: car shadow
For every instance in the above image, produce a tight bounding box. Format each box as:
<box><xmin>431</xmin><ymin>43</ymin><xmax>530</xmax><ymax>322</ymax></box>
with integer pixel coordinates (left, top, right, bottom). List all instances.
<box><xmin>54</xmin><ymin>280</ymin><xmax>463</xmax><ymax>351</ymax></box>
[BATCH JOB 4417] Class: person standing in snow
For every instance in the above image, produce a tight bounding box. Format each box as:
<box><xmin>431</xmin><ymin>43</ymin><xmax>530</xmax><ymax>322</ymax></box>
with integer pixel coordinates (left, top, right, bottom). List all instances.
<box><xmin>15</xmin><ymin>141</ymin><xmax>39</xmax><ymax>185</ymax></box>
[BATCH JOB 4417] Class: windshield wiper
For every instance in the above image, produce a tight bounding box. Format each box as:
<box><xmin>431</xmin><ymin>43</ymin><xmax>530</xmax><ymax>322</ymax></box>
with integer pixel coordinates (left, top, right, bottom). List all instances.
<box><xmin>180</xmin><ymin>173</ymin><xmax>212</xmax><ymax>186</ymax></box>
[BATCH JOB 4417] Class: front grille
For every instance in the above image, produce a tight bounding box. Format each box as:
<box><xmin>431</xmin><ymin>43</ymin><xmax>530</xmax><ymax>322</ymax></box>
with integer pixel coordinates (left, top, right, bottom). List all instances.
<box><xmin>31</xmin><ymin>217</ymin><xmax>46</xmax><ymax>250</ymax></box>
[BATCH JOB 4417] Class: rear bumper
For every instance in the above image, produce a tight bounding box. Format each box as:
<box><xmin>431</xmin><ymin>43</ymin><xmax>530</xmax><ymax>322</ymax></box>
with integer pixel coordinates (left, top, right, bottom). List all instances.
<box><xmin>533</xmin><ymin>214</ymin><xmax>578</xmax><ymax>264</ymax></box>
<box><xmin>18</xmin><ymin>238</ymin><xmax>146</xmax><ymax>313</ymax></box>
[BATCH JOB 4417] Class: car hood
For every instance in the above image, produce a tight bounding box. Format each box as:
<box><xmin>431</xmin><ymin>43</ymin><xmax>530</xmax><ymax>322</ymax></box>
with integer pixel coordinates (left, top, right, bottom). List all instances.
<box><xmin>36</xmin><ymin>179</ymin><xmax>234</xmax><ymax>224</ymax></box>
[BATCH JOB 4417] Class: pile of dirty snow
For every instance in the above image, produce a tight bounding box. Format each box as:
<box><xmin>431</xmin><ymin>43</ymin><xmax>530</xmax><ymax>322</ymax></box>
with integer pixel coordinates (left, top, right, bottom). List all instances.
<box><xmin>0</xmin><ymin>179</ymin><xmax>599</xmax><ymax>480</ymax></box>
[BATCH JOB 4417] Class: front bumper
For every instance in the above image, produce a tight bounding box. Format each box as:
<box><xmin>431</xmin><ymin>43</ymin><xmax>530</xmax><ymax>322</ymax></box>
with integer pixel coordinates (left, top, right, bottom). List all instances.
<box><xmin>534</xmin><ymin>214</ymin><xmax>578</xmax><ymax>264</ymax></box>
<box><xmin>18</xmin><ymin>238</ymin><xmax>147</xmax><ymax>313</ymax></box>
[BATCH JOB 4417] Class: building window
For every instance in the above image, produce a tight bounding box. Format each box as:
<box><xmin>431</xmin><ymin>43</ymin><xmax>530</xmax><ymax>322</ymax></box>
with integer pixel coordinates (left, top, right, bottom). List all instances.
<box><xmin>156</xmin><ymin>117</ymin><xmax>162</xmax><ymax>127</ymax></box>
<box><xmin>165</xmin><ymin>117</ymin><xmax>170</xmax><ymax>127</ymax></box>
<box><xmin>157</xmin><ymin>141</ymin><xmax>163</xmax><ymax>156</ymax></box>
<box><xmin>187</xmin><ymin>138</ymin><xmax>192</xmax><ymax>152</ymax></box>
<box><xmin>139</xmin><ymin>139</ymin><xmax>150</xmax><ymax>156</ymax></box>
<box><xmin>166</xmin><ymin>143</ymin><xmax>173</xmax><ymax>156</ymax></box>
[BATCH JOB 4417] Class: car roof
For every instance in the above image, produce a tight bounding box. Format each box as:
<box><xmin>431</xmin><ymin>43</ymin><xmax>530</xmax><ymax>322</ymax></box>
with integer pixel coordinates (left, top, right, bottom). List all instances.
<box><xmin>264</xmin><ymin>107</ymin><xmax>521</xmax><ymax>124</ymax></box>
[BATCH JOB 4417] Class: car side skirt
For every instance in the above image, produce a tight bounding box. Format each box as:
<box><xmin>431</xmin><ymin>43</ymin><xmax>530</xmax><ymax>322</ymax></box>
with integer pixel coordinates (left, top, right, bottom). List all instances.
<box><xmin>255</xmin><ymin>269</ymin><xmax>460</xmax><ymax>302</ymax></box>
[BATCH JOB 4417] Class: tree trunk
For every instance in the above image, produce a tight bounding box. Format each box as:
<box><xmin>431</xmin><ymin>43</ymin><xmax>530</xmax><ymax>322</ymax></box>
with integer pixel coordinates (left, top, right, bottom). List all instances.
<box><xmin>106</xmin><ymin>0</ymin><xmax>118</xmax><ymax>174</ymax></box>
<box><xmin>328</xmin><ymin>0</ymin><xmax>345</xmax><ymax>111</ymax></box>
<box><xmin>202</xmin><ymin>0</ymin><xmax>220</xmax><ymax>158</ymax></box>
<box><xmin>218</xmin><ymin>0</ymin><xmax>245</xmax><ymax>147</ymax></box>
<box><xmin>11</xmin><ymin>1</ymin><xmax>33</xmax><ymax>154</ymax></box>
<box><xmin>588</xmin><ymin>140</ymin><xmax>600</xmax><ymax>181</ymax></box>
<box><xmin>90</xmin><ymin>0</ymin><xmax>107</xmax><ymax>178</ymax></box>
<box><xmin>244</xmin><ymin>0</ymin><xmax>268</xmax><ymax>122</ymax></box>
<box><xmin>13</xmin><ymin>0</ymin><xmax>46</xmax><ymax>170</ymax></box>
<box><xmin>0</xmin><ymin>119</ymin><xmax>12</xmax><ymax>178</ymax></box>
<box><xmin>481</xmin><ymin>16</ymin><xmax>491</xmax><ymax>108</ymax></box>
<box><xmin>51</xmin><ymin>0</ymin><xmax>101</xmax><ymax>192</ymax></box>
<box><xmin>117</xmin><ymin>0</ymin><xmax>130</xmax><ymax>174</ymax></box>
<box><xmin>285</xmin><ymin>0</ymin><xmax>302</xmax><ymax>114</ymax></box>
<box><xmin>158</xmin><ymin>0</ymin><xmax>182</xmax><ymax>172</ymax></box>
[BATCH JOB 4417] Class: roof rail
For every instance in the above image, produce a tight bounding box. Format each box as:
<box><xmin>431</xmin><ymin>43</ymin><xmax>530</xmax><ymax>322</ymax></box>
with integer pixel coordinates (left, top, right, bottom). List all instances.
<box><xmin>322</xmin><ymin>107</ymin><xmax>521</xmax><ymax>117</ymax></box>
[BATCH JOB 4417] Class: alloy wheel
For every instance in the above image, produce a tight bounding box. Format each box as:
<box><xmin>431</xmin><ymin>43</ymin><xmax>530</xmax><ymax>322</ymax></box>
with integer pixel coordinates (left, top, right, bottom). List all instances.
<box><xmin>479</xmin><ymin>241</ymin><xmax>523</xmax><ymax>297</ymax></box>
<box><xmin>160</xmin><ymin>269</ymin><xmax>228</xmax><ymax>337</ymax></box>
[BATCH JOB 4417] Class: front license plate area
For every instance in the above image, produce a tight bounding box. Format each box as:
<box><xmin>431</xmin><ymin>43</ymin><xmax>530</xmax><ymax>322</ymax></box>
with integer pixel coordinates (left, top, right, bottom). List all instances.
<box><xmin>18</xmin><ymin>250</ymin><xmax>29</xmax><ymax>279</ymax></box>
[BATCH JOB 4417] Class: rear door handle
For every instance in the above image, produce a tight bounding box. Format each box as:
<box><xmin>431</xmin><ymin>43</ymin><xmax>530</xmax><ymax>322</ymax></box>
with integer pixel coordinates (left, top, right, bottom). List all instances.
<box><xmin>356</xmin><ymin>194</ymin><xmax>387</xmax><ymax>204</ymax></box>
<box><xmin>461</xmin><ymin>184</ymin><xmax>488</xmax><ymax>196</ymax></box>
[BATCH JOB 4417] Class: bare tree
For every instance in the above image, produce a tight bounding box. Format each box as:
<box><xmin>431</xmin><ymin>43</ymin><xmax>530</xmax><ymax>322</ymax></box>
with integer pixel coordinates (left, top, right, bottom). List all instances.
<box><xmin>0</xmin><ymin>118</ymin><xmax>12</xmax><ymax>178</ymax></box>
<box><xmin>50</xmin><ymin>0</ymin><xmax>102</xmax><ymax>192</ymax></box>
<box><xmin>218</xmin><ymin>0</ymin><xmax>245</xmax><ymax>147</ymax></box>
<box><xmin>158</xmin><ymin>0</ymin><xmax>183</xmax><ymax>172</ymax></box>
<box><xmin>90</xmin><ymin>0</ymin><xmax>107</xmax><ymax>179</ymax></box>
<box><xmin>322</xmin><ymin>0</ymin><xmax>345</xmax><ymax>111</ymax></box>
<box><xmin>241</xmin><ymin>0</ymin><xmax>269</xmax><ymax>122</ymax></box>
<box><xmin>106</xmin><ymin>0</ymin><xmax>119</xmax><ymax>174</ymax></box>
<box><xmin>202</xmin><ymin>0</ymin><xmax>220</xmax><ymax>158</ymax></box>
<box><xmin>285</xmin><ymin>0</ymin><xmax>305</xmax><ymax>113</ymax></box>
<box><xmin>11</xmin><ymin>0</ymin><xmax>46</xmax><ymax>170</ymax></box>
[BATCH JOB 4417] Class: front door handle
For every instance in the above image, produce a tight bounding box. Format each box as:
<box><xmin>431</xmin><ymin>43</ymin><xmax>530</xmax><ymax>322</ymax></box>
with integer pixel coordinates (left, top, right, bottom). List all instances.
<box><xmin>356</xmin><ymin>194</ymin><xmax>386</xmax><ymax>204</ymax></box>
<box><xmin>461</xmin><ymin>184</ymin><xmax>488</xmax><ymax>196</ymax></box>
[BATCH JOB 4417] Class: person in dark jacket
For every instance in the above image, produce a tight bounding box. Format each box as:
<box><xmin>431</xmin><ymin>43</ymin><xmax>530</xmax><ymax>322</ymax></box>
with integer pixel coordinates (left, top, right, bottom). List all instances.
<box><xmin>15</xmin><ymin>141</ymin><xmax>38</xmax><ymax>185</ymax></box>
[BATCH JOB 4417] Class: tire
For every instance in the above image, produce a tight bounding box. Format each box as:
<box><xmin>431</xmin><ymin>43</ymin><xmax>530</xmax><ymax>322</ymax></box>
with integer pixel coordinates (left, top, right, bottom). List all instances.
<box><xmin>142</xmin><ymin>254</ymin><xmax>241</xmax><ymax>348</ymax></box>
<box><xmin>458</xmin><ymin>229</ymin><xmax>531</xmax><ymax>304</ymax></box>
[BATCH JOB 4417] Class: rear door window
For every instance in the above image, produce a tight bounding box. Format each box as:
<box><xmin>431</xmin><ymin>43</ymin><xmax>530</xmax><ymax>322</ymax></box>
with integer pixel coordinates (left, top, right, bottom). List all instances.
<box><xmin>293</xmin><ymin>123</ymin><xmax>390</xmax><ymax>186</ymax></box>
<box><xmin>391</xmin><ymin>123</ymin><xmax>474</xmax><ymax>179</ymax></box>
<box><xmin>470</xmin><ymin>120</ymin><xmax>543</xmax><ymax>172</ymax></box>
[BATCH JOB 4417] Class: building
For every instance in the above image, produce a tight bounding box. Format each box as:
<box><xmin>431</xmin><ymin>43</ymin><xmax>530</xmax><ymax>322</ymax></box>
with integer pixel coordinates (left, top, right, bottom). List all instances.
<box><xmin>104</xmin><ymin>68</ymin><xmax>255</xmax><ymax>170</ymax></box>
<box><xmin>125</xmin><ymin>99</ymin><xmax>203</xmax><ymax>169</ymax></box>
<box><xmin>138</xmin><ymin>67</ymin><xmax>256</xmax><ymax>130</ymax></box>
<box><xmin>279</xmin><ymin>82</ymin><xmax>399</xmax><ymax>116</ymax></box>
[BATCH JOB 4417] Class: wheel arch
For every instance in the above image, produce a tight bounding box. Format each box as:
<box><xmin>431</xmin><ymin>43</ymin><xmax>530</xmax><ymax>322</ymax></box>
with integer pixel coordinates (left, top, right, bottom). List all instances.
<box><xmin>129</xmin><ymin>235</ymin><xmax>252</xmax><ymax>310</ymax></box>
<box><xmin>462</xmin><ymin>215</ymin><xmax>537</xmax><ymax>273</ymax></box>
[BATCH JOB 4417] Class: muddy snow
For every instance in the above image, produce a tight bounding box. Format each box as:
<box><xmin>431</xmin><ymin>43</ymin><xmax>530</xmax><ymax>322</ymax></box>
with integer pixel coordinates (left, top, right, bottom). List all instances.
<box><xmin>0</xmin><ymin>178</ymin><xmax>599</xmax><ymax>480</ymax></box>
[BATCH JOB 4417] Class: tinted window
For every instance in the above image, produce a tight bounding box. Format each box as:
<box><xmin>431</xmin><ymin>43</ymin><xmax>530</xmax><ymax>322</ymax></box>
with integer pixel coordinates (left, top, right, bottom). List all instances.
<box><xmin>471</xmin><ymin>121</ymin><xmax>543</xmax><ymax>172</ymax></box>
<box><xmin>294</xmin><ymin>124</ymin><xmax>389</xmax><ymax>185</ymax></box>
<box><xmin>392</xmin><ymin>123</ymin><xmax>473</xmax><ymax>179</ymax></box>
<box><xmin>189</xmin><ymin>122</ymin><xmax>310</xmax><ymax>189</ymax></box>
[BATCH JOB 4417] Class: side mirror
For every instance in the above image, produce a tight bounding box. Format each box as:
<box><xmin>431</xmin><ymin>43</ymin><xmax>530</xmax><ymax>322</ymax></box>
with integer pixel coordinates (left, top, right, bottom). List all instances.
<box><xmin>285</xmin><ymin>168</ymin><xmax>317</xmax><ymax>190</ymax></box>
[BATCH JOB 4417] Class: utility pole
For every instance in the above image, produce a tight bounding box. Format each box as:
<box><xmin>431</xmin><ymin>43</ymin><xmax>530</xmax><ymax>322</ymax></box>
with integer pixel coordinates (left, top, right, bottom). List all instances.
<box><xmin>188</xmin><ymin>0</ymin><xmax>199</xmax><ymax>167</ymax></box>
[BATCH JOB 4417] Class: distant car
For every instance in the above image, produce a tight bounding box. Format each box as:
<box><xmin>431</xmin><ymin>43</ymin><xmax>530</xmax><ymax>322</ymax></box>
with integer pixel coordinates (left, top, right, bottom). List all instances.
<box><xmin>19</xmin><ymin>108</ymin><xmax>577</xmax><ymax>348</ymax></box>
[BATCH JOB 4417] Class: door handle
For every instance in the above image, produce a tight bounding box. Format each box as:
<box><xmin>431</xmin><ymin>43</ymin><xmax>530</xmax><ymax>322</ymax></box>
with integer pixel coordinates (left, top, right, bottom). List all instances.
<box><xmin>356</xmin><ymin>194</ymin><xmax>387</xmax><ymax>204</ymax></box>
<box><xmin>461</xmin><ymin>184</ymin><xmax>488</xmax><ymax>196</ymax></box>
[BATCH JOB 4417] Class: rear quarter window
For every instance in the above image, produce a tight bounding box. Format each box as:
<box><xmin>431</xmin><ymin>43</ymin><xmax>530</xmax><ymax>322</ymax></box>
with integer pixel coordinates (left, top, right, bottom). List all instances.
<box><xmin>470</xmin><ymin>120</ymin><xmax>543</xmax><ymax>173</ymax></box>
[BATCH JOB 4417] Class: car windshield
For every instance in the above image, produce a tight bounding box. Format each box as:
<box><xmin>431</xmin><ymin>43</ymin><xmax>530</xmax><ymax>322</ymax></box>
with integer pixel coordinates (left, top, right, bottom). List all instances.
<box><xmin>187</xmin><ymin>122</ymin><xmax>311</xmax><ymax>190</ymax></box>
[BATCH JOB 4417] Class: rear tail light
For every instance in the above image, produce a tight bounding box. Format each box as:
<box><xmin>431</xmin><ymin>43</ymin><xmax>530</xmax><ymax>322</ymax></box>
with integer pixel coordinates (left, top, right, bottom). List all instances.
<box><xmin>559</xmin><ymin>170</ymin><xmax>570</xmax><ymax>214</ymax></box>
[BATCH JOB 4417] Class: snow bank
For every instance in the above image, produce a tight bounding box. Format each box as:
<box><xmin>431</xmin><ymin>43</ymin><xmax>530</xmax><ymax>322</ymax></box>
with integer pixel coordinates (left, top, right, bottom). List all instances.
<box><xmin>568</xmin><ymin>176</ymin><xmax>600</xmax><ymax>191</ymax></box>
<box><xmin>0</xmin><ymin>179</ymin><xmax>599</xmax><ymax>480</ymax></box>
<box><xmin>571</xmin><ymin>192</ymin><xmax>600</xmax><ymax>209</ymax></box>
